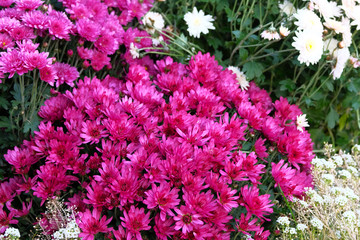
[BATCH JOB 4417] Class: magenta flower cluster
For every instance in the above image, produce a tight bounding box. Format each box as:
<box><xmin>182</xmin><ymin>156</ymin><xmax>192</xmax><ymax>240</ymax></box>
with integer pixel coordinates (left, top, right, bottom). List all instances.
<box><xmin>2</xmin><ymin>50</ymin><xmax>314</xmax><ymax>239</ymax></box>
<box><xmin>0</xmin><ymin>0</ymin><xmax>154</xmax><ymax>85</ymax></box>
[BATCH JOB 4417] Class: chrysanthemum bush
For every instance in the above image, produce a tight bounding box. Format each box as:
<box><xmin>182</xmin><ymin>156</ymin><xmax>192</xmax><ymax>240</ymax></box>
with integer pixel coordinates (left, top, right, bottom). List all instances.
<box><xmin>155</xmin><ymin>0</ymin><xmax>360</xmax><ymax>149</ymax></box>
<box><xmin>1</xmin><ymin>51</ymin><xmax>315</xmax><ymax>239</ymax></box>
<box><xmin>0</xmin><ymin>0</ymin><xmax>160</xmax><ymax>175</ymax></box>
<box><xmin>277</xmin><ymin>143</ymin><xmax>360</xmax><ymax>240</ymax></box>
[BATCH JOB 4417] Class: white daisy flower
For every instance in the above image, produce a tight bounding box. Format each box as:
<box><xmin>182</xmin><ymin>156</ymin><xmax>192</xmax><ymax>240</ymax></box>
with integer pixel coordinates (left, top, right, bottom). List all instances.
<box><xmin>184</xmin><ymin>7</ymin><xmax>215</xmax><ymax>38</ymax></box>
<box><xmin>294</xmin><ymin>9</ymin><xmax>323</xmax><ymax>32</ymax></box>
<box><xmin>311</xmin><ymin>0</ymin><xmax>342</xmax><ymax>19</ymax></box>
<box><xmin>331</xmin><ymin>47</ymin><xmax>350</xmax><ymax>79</ymax></box>
<box><xmin>296</xmin><ymin>114</ymin><xmax>310</xmax><ymax>132</ymax></box>
<box><xmin>129</xmin><ymin>42</ymin><xmax>140</xmax><ymax>59</ymax></box>
<box><xmin>279</xmin><ymin>25</ymin><xmax>290</xmax><ymax>37</ymax></box>
<box><xmin>261</xmin><ymin>29</ymin><xmax>281</xmax><ymax>40</ymax></box>
<box><xmin>292</xmin><ymin>30</ymin><xmax>323</xmax><ymax>66</ymax></box>
<box><xmin>279</xmin><ymin>0</ymin><xmax>296</xmax><ymax>15</ymax></box>
<box><xmin>143</xmin><ymin>12</ymin><xmax>165</xmax><ymax>34</ymax></box>
<box><xmin>228</xmin><ymin>66</ymin><xmax>250</xmax><ymax>91</ymax></box>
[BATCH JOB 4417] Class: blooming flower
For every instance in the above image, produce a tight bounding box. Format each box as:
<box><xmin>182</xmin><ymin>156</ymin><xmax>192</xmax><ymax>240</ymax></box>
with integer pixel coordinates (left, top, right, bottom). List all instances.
<box><xmin>279</xmin><ymin>0</ymin><xmax>296</xmax><ymax>15</ymax></box>
<box><xmin>331</xmin><ymin>47</ymin><xmax>350</xmax><ymax>79</ymax></box>
<box><xmin>174</xmin><ymin>205</ymin><xmax>203</xmax><ymax>234</ymax></box>
<box><xmin>279</xmin><ymin>25</ymin><xmax>290</xmax><ymax>37</ymax></box>
<box><xmin>227</xmin><ymin>66</ymin><xmax>249</xmax><ymax>91</ymax></box>
<box><xmin>261</xmin><ymin>29</ymin><xmax>281</xmax><ymax>40</ymax></box>
<box><xmin>130</xmin><ymin>42</ymin><xmax>140</xmax><ymax>59</ymax></box>
<box><xmin>184</xmin><ymin>7</ymin><xmax>215</xmax><ymax>38</ymax></box>
<box><xmin>296</xmin><ymin>114</ymin><xmax>309</xmax><ymax>132</ymax></box>
<box><xmin>77</xmin><ymin>209</ymin><xmax>112</xmax><ymax>240</ymax></box>
<box><xmin>294</xmin><ymin>9</ymin><xmax>323</xmax><ymax>33</ymax></box>
<box><xmin>121</xmin><ymin>206</ymin><xmax>151</xmax><ymax>240</ymax></box>
<box><xmin>142</xmin><ymin>11</ymin><xmax>165</xmax><ymax>34</ymax></box>
<box><xmin>292</xmin><ymin>29</ymin><xmax>324</xmax><ymax>66</ymax></box>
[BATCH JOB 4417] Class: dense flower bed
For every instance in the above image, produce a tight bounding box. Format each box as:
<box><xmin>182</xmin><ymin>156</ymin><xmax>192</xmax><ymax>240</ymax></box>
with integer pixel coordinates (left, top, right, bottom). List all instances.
<box><xmin>2</xmin><ymin>51</ymin><xmax>314</xmax><ymax>239</ymax></box>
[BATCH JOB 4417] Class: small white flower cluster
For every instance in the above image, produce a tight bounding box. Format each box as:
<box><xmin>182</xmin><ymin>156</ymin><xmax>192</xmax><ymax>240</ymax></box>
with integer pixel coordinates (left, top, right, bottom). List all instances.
<box><xmin>278</xmin><ymin>143</ymin><xmax>360</xmax><ymax>239</ymax></box>
<box><xmin>53</xmin><ymin>219</ymin><xmax>80</xmax><ymax>240</ymax></box>
<box><xmin>338</xmin><ymin>169</ymin><xmax>352</xmax><ymax>180</ymax></box>
<box><xmin>310</xmin><ymin>217</ymin><xmax>324</xmax><ymax>230</ymax></box>
<box><xmin>0</xmin><ymin>227</ymin><xmax>21</xmax><ymax>240</ymax></box>
<box><xmin>342</xmin><ymin>211</ymin><xmax>357</xmax><ymax>224</ymax></box>
<box><xmin>277</xmin><ymin>216</ymin><xmax>290</xmax><ymax>226</ymax></box>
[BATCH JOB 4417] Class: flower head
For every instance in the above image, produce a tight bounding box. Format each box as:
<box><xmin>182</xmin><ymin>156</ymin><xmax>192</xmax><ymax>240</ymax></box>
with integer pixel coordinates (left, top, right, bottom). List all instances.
<box><xmin>227</xmin><ymin>66</ymin><xmax>249</xmax><ymax>91</ymax></box>
<box><xmin>184</xmin><ymin>7</ymin><xmax>215</xmax><ymax>38</ymax></box>
<box><xmin>296</xmin><ymin>114</ymin><xmax>309</xmax><ymax>132</ymax></box>
<box><xmin>292</xmin><ymin>29</ymin><xmax>323</xmax><ymax>66</ymax></box>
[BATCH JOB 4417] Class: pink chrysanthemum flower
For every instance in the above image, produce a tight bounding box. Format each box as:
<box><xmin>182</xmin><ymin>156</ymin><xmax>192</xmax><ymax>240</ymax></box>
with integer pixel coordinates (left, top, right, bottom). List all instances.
<box><xmin>21</xmin><ymin>10</ymin><xmax>49</xmax><ymax>30</ymax></box>
<box><xmin>15</xmin><ymin>0</ymin><xmax>43</xmax><ymax>11</ymax></box>
<box><xmin>0</xmin><ymin>206</ymin><xmax>18</xmax><ymax>233</ymax></box>
<box><xmin>235</xmin><ymin>213</ymin><xmax>261</xmax><ymax>236</ymax></box>
<box><xmin>0</xmin><ymin>49</ymin><xmax>27</xmax><ymax>78</ymax></box>
<box><xmin>48</xmin><ymin>10</ymin><xmax>73</xmax><ymax>40</ymax></box>
<box><xmin>23</xmin><ymin>50</ymin><xmax>51</xmax><ymax>71</ymax></box>
<box><xmin>144</xmin><ymin>182</ymin><xmax>180</xmax><ymax>221</ymax></box>
<box><xmin>4</xmin><ymin>146</ymin><xmax>38</xmax><ymax>175</ymax></box>
<box><xmin>38</xmin><ymin>94</ymin><xmax>73</xmax><ymax>121</ymax></box>
<box><xmin>0</xmin><ymin>33</ymin><xmax>14</xmax><ymax>49</ymax></box>
<box><xmin>52</xmin><ymin>62</ymin><xmax>79</xmax><ymax>87</ymax></box>
<box><xmin>76</xmin><ymin>18</ymin><xmax>101</xmax><ymax>42</ymax></box>
<box><xmin>239</xmin><ymin>185</ymin><xmax>274</xmax><ymax>221</ymax></box>
<box><xmin>80</xmin><ymin>119</ymin><xmax>108</xmax><ymax>144</ymax></box>
<box><xmin>174</xmin><ymin>205</ymin><xmax>204</xmax><ymax>234</ymax></box>
<box><xmin>120</xmin><ymin>206</ymin><xmax>151</xmax><ymax>240</ymax></box>
<box><xmin>39</xmin><ymin>65</ymin><xmax>57</xmax><ymax>86</ymax></box>
<box><xmin>77</xmin><ymin>208</ymin><xmax>113</xmax><ymax>240</ymax></box>
<box><xmin>154</xmin><ymin>215</ymin><xmax>176</xmax><ymax>240</ymax></box>
<box><xmin>0</xmin><ymin>0</ymin><xmax>14</xmax><ymax>7</ymax></box>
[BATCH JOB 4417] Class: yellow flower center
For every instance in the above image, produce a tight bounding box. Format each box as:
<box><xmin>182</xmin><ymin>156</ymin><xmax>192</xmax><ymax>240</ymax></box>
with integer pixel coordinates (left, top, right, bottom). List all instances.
<box><xmin>306</xmin><ymin>40</ymin><xmax>314</xmax><ymax>52</ymax></box>
<box><xmin>193</xmin><ymin>18</ymin><xmax>201</xmax><ymax>26</ymax></box>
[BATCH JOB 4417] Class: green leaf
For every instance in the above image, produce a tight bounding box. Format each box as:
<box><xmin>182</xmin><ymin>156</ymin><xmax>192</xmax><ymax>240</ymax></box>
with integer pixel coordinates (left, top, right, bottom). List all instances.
<box><xmin>214</xmin><ymin>50</ymin><xmax>223</xmax><ymax>62</ymax></box>
<box><xmin>232</xmin><ymin>30</ymin><xmax>241</xmax><ymax>39</ymax></box>
<box><xmin>11</xmin><ymin>83</ymin><xmax>22</xmax><ymax>103</ymax></box>
<box><xmin>325</xmin><ymin>81</ymin><xmax>334</xmax><ymax>92</ymax></box>
<box><xmin>0</xmin><ymin>96</ymin><xmax>9</xmax><ymax>110</ymax></box>
<box><xmin>254</xmin><ymin>4</ymin><xmax>265</xmax><ymax>20</ymax></box>
<box><xmin>279</xmin><ymin>79</ymin><xmax>295</xmax><ymax>92</ymax></box>
<box><xmin>311</xmin><ymin>92</ymin><xmax>324</xmax><ymax>101</ymax></box>
<box><xmin>338</xmin><ymin>113</ymin><xmax>348</xmax><ymax>131</ymax></box>
<box><xmin>238</xmin><ymin>49</ymin><xmax>248</xmax><ymax>61</ymax></box>
<box><xmin>242</xmin><ymin>61</ymin><xmax>264</xmax><ymax>80</ymax></box>
<box><xmin>326</xmin><ymin>107</ymin><xmax>339</xmax><ymax>129</ymax></box>
<box><xmin>23</xmin><ymin>115</ymin><xmax>40</xmax><ymax>134</ymax></box>
<box><xmin>0</xmin><ymin>116</ymin><xmax>12</xmax><ymax>129</ymax></box>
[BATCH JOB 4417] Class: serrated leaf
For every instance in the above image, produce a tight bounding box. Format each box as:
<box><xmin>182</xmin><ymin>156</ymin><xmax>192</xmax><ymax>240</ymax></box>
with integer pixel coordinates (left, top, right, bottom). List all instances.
<box><xmin>0</xmin><ymin>116</ymin><xmax>12</xmax><ymax>129</ymax></box>
<box><xmin>11</xmin><ymin>83</ymin><xmax>22</xmax><ymax>102</ymax></box>
<box><xmin>23</xmin><ymin>115</ymin><xmax>40</xmax><ymax>134</ymax></box>
<box><xmin>279</xmin><ymin>79</ymin><xmax>295</xmax><ymax>92</ymax></box>
<box><xmin>242</xmin><ymin>61</ymin><xmax>264</xmax><ymax>80</ymax></box>
<box><xmin>0</xmin><ymin>96</ymin><xmax>9</xmax><ymax>110</ymax></box>
<box><xmin>326</xmin><ymin>107</ymin><xmax>339</xmax><ymax>129</ymax></box>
